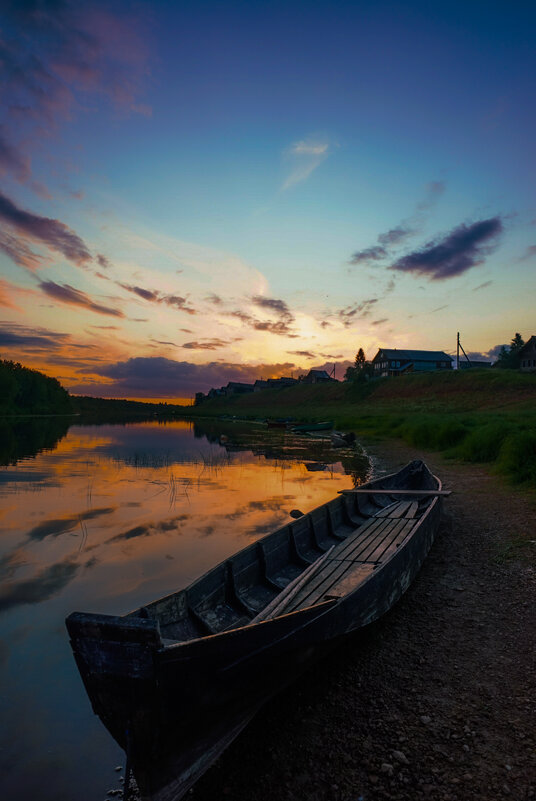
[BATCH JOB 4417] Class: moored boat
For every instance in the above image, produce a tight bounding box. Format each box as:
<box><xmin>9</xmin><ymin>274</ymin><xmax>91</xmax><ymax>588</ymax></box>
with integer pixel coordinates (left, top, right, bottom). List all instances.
<box><xmin>66</xmin><ymin>460</ymin><xmax>446</xmax><ymax>801</ymax></box>
<box><xmin>291</xmin><ymin>420</ymin><xmax>334</xmax><ymax>432</ymax></box>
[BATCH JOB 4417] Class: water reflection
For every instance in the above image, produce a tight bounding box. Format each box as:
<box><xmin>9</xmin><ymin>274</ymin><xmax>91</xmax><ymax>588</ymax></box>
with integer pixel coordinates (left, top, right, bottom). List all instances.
<box><xmin>0</xmin><ymin>416</ymin><xmax>369</xmax><ymax>801</ymax></box>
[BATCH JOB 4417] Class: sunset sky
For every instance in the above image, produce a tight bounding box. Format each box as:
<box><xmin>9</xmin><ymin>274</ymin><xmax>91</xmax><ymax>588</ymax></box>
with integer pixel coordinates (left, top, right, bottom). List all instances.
<box><xmin>0</xmin><ymin>0</ymin><xmax>535</xmax><ymax>401</ymax></box>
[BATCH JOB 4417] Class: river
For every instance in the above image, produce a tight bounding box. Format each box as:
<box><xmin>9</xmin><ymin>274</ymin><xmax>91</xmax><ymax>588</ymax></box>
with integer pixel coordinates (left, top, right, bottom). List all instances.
<box><xmin>0</xmin><ymin>416</ymin><xmax>369</xmax><ymax>800</ymax></box>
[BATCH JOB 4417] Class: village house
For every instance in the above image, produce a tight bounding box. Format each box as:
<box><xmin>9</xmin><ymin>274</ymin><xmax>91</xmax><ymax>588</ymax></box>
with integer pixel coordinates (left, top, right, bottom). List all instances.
<box><xmin>224</xmin><ymin>381</ymin><xmax>254</xmax><ymax>395</ymax></box>
<box><xmin>302</xmin><ymin>369</ymin><xmax>335</xmax><ymax>384</ymax></box>
<box><xmin>267</xmin><ymin>376</ymin><xmax>298</xmax><ymax>388</ymax></box>
<box><xmin>519</xmin><ymin>336</ymin><xmax>536</xmax><ymax>372</ymax></box>
<box><xmin>372</xmin><ymin>348</ymin><xmax>453</xmax><ymax>377</ymax></box>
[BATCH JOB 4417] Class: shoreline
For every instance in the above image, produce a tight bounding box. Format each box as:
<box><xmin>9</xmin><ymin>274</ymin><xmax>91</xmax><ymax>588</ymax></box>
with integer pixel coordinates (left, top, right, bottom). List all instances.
<box><xmin>183</xmin><ymin>441</ymin><xmax>535</xmax><ymax>801</ymax></box>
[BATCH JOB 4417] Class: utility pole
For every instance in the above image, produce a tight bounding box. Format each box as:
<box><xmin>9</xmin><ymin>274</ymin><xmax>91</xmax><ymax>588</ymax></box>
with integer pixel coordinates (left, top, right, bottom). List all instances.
<box><xmin>456</xmin><ymin>332</ymin><xmax>472</xmax><ymax>369</ymax></box>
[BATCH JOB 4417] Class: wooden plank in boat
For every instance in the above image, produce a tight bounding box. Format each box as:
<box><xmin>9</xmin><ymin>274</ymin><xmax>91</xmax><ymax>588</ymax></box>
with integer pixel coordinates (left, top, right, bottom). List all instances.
<box><xmin>374</xmin><ymin>519</ymin><xmax>418</xmax><ymax>564</ymax></box>
<box><xmin>334</xmin><ymin>518</ymin><xmax>398</xmax><ymax>563</ymax></box>
<box><xmin>406</xmin><ymin>501</ymin><xmax>419</xmax><ymax>519</ymax></box>
<box><xmin>376</xmin><ymin>501</ymin><xmax>401</xmax><ymax>518</ymax></box>
<box><xmin>339</xmin><ymin>489</ymin><xmax>451</xmax><ymax>496</ymax></box>
<box><xmin>287</xmin><ymin>559</ymin><xmax>375</xmax><ymax>611</ymax></box>
<box><xmin>362</xmin><ymin>518</ymin><xmax>415</xmax><ymax>563</ymax></box>
<box><xmin>389</xmin><ymin>501</ymin><xmax>413</xmax><ymax>519</ymax></box>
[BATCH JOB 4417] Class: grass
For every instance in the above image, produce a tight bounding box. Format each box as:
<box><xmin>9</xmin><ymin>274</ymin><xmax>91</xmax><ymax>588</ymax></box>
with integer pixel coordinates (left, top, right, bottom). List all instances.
<box><xmin>185</xmin><ymin>370</ymin><xmax>536</xmax><ymax>488</ymax></box>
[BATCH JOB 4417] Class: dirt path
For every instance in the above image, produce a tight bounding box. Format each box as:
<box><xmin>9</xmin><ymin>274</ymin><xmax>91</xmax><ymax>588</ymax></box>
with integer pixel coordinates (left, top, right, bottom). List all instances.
<box><xmin>189</xmin><ymin>443</ymin><xmax>536</xmax><ymax>801</ymax></box>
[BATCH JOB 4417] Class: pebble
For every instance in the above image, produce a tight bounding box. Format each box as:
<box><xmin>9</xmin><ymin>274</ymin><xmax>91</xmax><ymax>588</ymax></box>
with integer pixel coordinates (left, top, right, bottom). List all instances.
<box><xmin>381</xmin><ymin>763</ymin><xmax>394</xmax><ymax>776</ymax></box>
<box><xmin>115</xmin><ymin>766</ymin><xmax>122</xmax><ymax>772</ymax></box>
<box><xmin>392</xmin><ymin>749</ymin><xmax>409</xmax><ymax>765</ymax></box>
<box><xmin>421</xmin><ymin>715</ymin><xmax>432</xmax><ymax>725</ymax></box>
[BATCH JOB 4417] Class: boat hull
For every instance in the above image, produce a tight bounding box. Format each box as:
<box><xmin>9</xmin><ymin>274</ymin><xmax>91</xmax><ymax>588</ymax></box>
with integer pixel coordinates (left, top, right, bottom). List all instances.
<box><xmin>66</xmin><ymin>461</ymin><xmax>442</xmax><ymax>801</ymax></box>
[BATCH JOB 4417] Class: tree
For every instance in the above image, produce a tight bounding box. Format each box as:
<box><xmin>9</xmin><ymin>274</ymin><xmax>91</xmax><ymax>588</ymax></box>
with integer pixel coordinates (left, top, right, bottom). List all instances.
<box><xmin>354</xmin><ymin>348</ymin><xmax>366</xmax><ymax>369</ymax></box>
<box><xmin>345</xmin><ymin>348</ymin><xmax>372</xmax><ymax>382</ymax></box>
<box><xmin>495</xmin><ymin>333</ymin><xmax>525</xmax><ymax>369</ymax></box>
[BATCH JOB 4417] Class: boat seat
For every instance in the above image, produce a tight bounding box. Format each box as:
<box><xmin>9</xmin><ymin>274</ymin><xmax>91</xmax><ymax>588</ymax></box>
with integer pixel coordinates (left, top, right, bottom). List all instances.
<box><xmin>190</xmin><ymin>603</ymin><xmax>251</xmax><ymax>635</ymax></box>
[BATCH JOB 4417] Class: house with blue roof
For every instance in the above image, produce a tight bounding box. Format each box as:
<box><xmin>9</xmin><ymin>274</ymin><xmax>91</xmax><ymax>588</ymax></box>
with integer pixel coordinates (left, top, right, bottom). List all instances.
<box><xmin>372</xmin><ymin>348</ymin><xmax>453</xmax><ymax>377</ymax></box>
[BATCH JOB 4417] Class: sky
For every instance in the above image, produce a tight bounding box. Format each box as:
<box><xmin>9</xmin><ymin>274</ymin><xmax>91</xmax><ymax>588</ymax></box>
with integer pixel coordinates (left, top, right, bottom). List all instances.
<box><xmin>0</xmin><ymin>0</ymin><xmax>535</xmax><ymax>402</ymax></box>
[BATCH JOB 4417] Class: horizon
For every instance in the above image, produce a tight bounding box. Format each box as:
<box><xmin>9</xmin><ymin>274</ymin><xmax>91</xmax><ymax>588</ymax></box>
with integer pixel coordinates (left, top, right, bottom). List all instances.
<box><xmin>1</xmin><ymin>1</ymin><xmax>535</xmax><ymax>401</ymax></box>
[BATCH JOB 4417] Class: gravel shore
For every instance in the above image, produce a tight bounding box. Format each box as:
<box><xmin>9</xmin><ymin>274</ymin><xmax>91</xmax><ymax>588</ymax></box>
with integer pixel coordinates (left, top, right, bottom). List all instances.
<box><xmin>123</xmin><ymin>443</ymin><xmax>536</xmax><ymax>801</ymax></box>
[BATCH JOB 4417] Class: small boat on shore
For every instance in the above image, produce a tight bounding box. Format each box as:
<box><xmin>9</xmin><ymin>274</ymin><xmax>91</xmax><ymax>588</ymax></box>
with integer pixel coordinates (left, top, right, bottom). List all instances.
<box><xmin>66</xmin><ymin>460</ymin><xmax>446</xmax><ymax>801</ymax></box>
<box><xmin>290</xmin><ymin>420</ymin><xmax>334</xmax><ymax>432</ymax></box>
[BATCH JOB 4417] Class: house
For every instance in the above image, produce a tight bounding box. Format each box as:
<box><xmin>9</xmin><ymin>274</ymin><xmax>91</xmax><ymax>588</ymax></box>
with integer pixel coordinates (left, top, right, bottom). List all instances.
<box><xmin>225</xmin><ymin>381</ymin><xmax>254</xmax><ymax>395</ymax></box>
<box><xmin>207</xmin><ymin>387</ymin><xmax>226</xmax><ymax>399</ymax></box>
<box><xmin>302</xmin><ymin>369</ymin><xmax>335</xmax><ymax>384</ymax></box>
<box><xmin>372</xmin><ymin>348</ymin><xmax>453</xmax><ymax>377</ymax></box>
<box><xmin>254</xmin><ymin>380</ymin><xmax>270</xmax><ymax>392</ymax></box>
<box><xmin>267</xmin><ymin>376</ymin><xmax>298</xmax><ymax>388</ymax></box>
<box><xmin>519</xmin><ymin>336</ymin><xmax>536</xmax><ymax>372</ymax></box>
<box><xmin>194</xmin><ymin>392</ymin><xmax>206</xmax><ymax>405</ymax></box>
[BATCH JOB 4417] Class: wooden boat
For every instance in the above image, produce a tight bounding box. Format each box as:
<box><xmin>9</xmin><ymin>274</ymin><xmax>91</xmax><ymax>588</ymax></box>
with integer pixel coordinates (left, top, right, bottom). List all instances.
<box><xmin>290</xmin><ymin>420</ymin><xmax>334</xmax><ymax>432</ymax></box>
<box><xmin>265</xmin><ymin>418</ymin><xmax>293</xmax><ymax>428</ymax></box>
<box><xmin>66</xmin><ymin>460</ymin><xmax>445</xmax><ymax>801</ymax></box>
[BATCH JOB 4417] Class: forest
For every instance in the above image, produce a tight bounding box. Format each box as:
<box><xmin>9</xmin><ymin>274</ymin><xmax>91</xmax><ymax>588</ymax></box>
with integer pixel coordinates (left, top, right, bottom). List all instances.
<box><xmin>0</xmin><ymin>359</ymin><xmax>72</xmax><ymax>415</ymax></box>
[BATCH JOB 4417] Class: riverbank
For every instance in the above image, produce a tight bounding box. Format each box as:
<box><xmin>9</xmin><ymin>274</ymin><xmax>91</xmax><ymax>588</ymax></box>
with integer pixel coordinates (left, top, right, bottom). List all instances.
<box><xmin>184</xmin><ymin>441</ymin><xmax>535</xmax><ymax>801</ymax></box>
<box><xmin>188</xmin><ymin>371</ymin><xmax>536</xmax><ymax>488</ymax></box>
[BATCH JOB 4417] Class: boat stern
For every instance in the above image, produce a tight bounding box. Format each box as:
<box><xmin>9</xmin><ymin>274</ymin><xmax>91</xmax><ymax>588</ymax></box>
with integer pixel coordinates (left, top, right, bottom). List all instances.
<box><xmin>66</xmin><ymin>612</ymin><xmax>162</xmax><ymax>753</ymax></box>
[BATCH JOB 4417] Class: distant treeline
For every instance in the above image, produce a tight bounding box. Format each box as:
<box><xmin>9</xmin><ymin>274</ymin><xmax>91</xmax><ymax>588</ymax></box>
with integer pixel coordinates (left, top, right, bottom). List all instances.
<box><xmin>72</xmin><ymin>395</ymin><xmax>187</xmax><ymax>423</ymax></box>
<box><xmin>0</xmin><ymin>359</ymin><xmax>72</xmax><ymax>415</ymax></box>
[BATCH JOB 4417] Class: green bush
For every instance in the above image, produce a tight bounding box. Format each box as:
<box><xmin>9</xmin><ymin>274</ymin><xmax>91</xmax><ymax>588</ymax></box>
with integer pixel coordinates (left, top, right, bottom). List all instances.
<box><xmin>457</xmin><ymin>422</ymin><xmax>514</xmax><ymax>463</ymax></box>
<box><xmin>496</xmin><ymin>432</ymin><xmax>536</xmax><ymax>484</ymax></box>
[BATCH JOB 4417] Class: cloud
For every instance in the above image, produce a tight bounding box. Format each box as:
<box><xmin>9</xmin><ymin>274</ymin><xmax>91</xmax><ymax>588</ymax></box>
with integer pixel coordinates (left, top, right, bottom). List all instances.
<box><xmin>0</xmin><ymin>190</ymin><xmax>92</xmax><ymax>265</ymax></box>
<box><xmin>0</xmin><ymin>556</ymin><xmax>82</xmax><ymax>612</ymax></box>
<box><xmin>162</xmin><ymin>295</ymin><xmax>196</xmax><ymax>314</ymax></box>
<box><xmin>391</xmin><ymin>217</ymin><xmax>503</xmax><ymax>280</ymax></box>
<box><xmin>0</xmin><ymin>321</ymin><xmax>71</xmax><ymax>352</ymax></box>
<box><xmin>0</xmin><ymin>231</ymin><xmax>44</xmax><ymax>270</ymax></box>
<box><xmin>472</xmin><ymin>280</ymin><xmax>492</xmax><ymax>291</ymax></box>
<box><xmin>69</xmin><ymin>356</ymin><xmax>300</xmax><ymax>397</ymax></box>
<box><xmin>229</xmin><ymin>310</ymin><xmax>296</xmax><ymax>337</ymax></box>
<box><xmin>337</xmin><ymin>299</ymin><xmax>378</xmax><ymax>326</ymax></box>
<box><xmin>288</xmin><ymin>350</ymin><xmax>316</xmax><ymax>358</ymax></box>
<box><xmin>519</xmin><ymin>245</ymin><xmax>536</xmax><ymax>262</ymax></box>
<box><xmin>416</xmin><ymin>180</ymin><xmax>446</xmax><ymax>211</ymax></box>
<box><xmin>349</xmin><ymin>180</ymin><xmax>447</xmax><ymax>267</ymax></box>
<box><xmin>205</xmin><ymin>293</ymin><xmax>222</xmax><ymax>305</ymax></box>
<box><xmin>119</xmin><ymin>283</ymin><xmax>159</xmax><ymax>302</ymax></box>
<box><xmin>0</xmin><ymin>548</ymin><xmax>29</xmax><ymax>580</ymax></box>
<box><xmin>96</xmin><ymin>254</ymin><xmax>111</xmax><ymax>269</ymax></box>
<box><xmin>106</xmin><ymin>514</ymin><xmax>190</xmax><ymax>543</ymax></box>
<box><xmin>371</xmin><ymin>318</ymin><xmax>388</xmax><ymax>326</ymax></box>
<box><xmin>0</xmin><ymin>280</ymin><xmax>22</xmax><ymax>311</ymax></box>
<box><xmin>39</xmin><ymin>280</ymin><xmax>124</xmax><ymax>316</ymax></box>
<box><xmin>349</xmin><ymin>245</ymin><xmax>387</xmax><ymax>265</ymax></box>
<box><xmin>117</xmin><ymin>282</ymin><xmax>197</xmax><ymax>314</ymax></box>
<box><xmin>25</xmin><ymin>507</ymin><xmax>116</xmax><ymax>542</ymax></box>
<box><xmin>251</xmin><ymin>295</ymin><xmax>293</xmax><ymax>320</ymax></box>
<box><xmin>0</xmin><ymin>2</ymin><xmax>151</xmax><ymax>125</ymax></box>
<box><xmin>0</xmin><ymin>127</ymin><xmax>30</xmax><ymax>182</ymax></box>
<box><xmin>282</xmin><ymin>137</ymin><xmax>330</xmax><ymax>190</ymax></box>
<box><xmin>182</xmin><ymin>339</ymin><xmax>228</xmax><ymax>350</ymax></box>
<box><xmin>377</xmin><ymin>226</ymin><xmax>415</xmax><ymax>247</ymax></box>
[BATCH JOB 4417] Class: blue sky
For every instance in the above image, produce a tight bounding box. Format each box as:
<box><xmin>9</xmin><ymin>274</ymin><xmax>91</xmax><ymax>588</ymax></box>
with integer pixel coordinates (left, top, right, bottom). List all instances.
<box><xmin>0</xmin><ymin>0</ymin><xmax>534</xmax><ymax>399</ymax></box>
